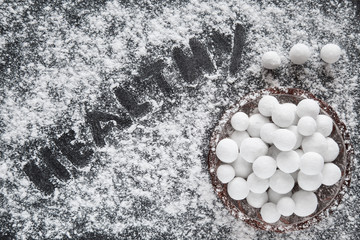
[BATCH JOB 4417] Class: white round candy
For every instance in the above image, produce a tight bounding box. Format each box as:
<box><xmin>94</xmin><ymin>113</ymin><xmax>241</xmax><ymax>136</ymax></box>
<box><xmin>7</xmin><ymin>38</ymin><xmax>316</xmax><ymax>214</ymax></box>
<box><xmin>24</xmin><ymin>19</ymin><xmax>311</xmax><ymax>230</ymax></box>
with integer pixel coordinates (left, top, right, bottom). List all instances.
<box><xmin>258</xmin><ymin>95</ymin><xmax>279</xmax><ymax>117</ymax></box>
<box><xmin>247</xmin><ymin>173</ymin><xmax>269</xmax><ymax>194</ymax></box>
<box><xmin>297</xmin><ymin>116</ymin><xmax>317</xmax><ymax>136</ymax></box>
<box><xmin>269</xmin><ymin>170</ymin><xmax>295</xmax><ymax>194</ymax></box>
<box><xmin>216</xmin><ymin>164</ymin><xmax>235</xmax><ymax>183</ymax></box>
<box><xmin>247</xmin><ymin>114</ymin><xmax>270</xmax><ymax>137</ymax></box>
<box><xmin>289</xmin><ymin>43</ymin><xmax>311</xmax><ymax>65</ymax></box>
<box><xmin>273</xmin><ymin>129</ymin><xmax>297</xmax><ymax>151</ymax></box>
<box><xmin>268</xmin><ymin>188</ymin><xmax>292</xmax><ymax>204</ymax></box>
<box><xmin>230</xmin><ymin>131</ymin><xmax>250</xmax><ymax>149</ymax></box>
<box><xmin>216</xmin><ymin>138</ymin><xmax>239</xmax><ymax>163</ymax></box>
<box><xmin>316</xmin><ymin>115</ymin><xmax>333</xmax><ymax>137</ymax></box>
<box><xmin>267</xmin><ymin>145</ymin><xmax>281</xmax><ymax>159</ymax></box>
<box><xmin>300</xmin><ymin>152</ymin><xmax>324</xmax><ymax>175</ymax></box>
<box><xmin>322</xmin><ymin>163</ymin><xmax>341</xmax><ymax>186</ymax></box>
<box><xmin>246</xmin><ymin>191</ymin><xmax>268</xmax><ymax>208</ymax></box>
<box><xmin>295</xmin><ymin>149</ymin><xmax>304</xmax><ymax>158</ymax></box>
<box><xmin>276</xmin><ymin>150</ymin><xmax>300</xmax><ymax>173</ymax></box>
<box><xmin>292</xmin><ymin>190</ymin><xmax>318</xmax><ymax>217</ymax></box>
<box><xmin>323</xmin><ymin>137</ymin><xmax>340</xmax><ymax>162</ymax></box>
<box><xmin>272</xmin><ymin>104</ymin><xmax>296</xmax><ymax>128</ymax></box>
<box><xmin>287</xmin><ymin>125</ymin><xmax>303</xmax><ymax>149</ymax></box>
<box><xmin>240</xmin><ymin>138</ymin><xmax>268</xmax><ymax>163</ymax></box>
<box><xmin>284</xmin><ymin>103</ymin><xmax>299</xmax><ymax>125</ymax></box>
<box><xmin>262</xmin><ymin>51</ymin><xmax>281</xmax><ymax>69</ymax></box>
<box><xmin>296</xmin><ymin>99</ymin><xmax>320</xmax><ymax>119</ymax></box>
<box><xmin>260</xmin><ymin>202</ymin><xmax>281</xmax><ymax>223</ymax></box>
<box><xmin>260</xmin><ymin>123</ymin><xmax>279</xmax><ymax>144</ymax></box>
<box><xmin>253</xmin><ymin>156</ymin><xmax>277</xmax><ymax>179</ymax></box>
<box><xmin>320</xmin><ymin>44</ymin><xmax>341</xmax><ymax>64</ymax></box>
<box><xmin>227</xmin><ymin>177</ymin><xmax>249</xmax><ymax>200</ymax></box>
<box><xmin>297</xmin><ymin>171</ymin><xmax>323</xmax><ymax>191</ymax></box>
<box><xmin>231</xmin><ymin>112</ymin><xmax>249</xmax><ymax>131</ymax></box>
<box><xmin>302</xmin><ymin>132</ymin><xmax>328</xmax><ymax>155</ymax></box>
<box><xmin>277</xmin><ymin>197</ymin><xmax>295</xmax><ymax>216</ymax></box>
<box><xmin>231</xmin><ymin>155</ymin><xmax>252</xmax><ymax>178</ymax></box>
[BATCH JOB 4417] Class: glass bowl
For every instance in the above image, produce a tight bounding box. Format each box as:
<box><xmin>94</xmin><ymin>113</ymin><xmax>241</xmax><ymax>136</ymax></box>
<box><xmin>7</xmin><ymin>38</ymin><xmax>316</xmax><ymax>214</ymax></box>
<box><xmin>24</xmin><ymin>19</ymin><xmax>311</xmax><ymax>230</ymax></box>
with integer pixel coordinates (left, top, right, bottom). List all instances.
<box><xmin>208</xmin><ymin>87</ymin><xmax>353</xmax><ymax>232</ymax></box>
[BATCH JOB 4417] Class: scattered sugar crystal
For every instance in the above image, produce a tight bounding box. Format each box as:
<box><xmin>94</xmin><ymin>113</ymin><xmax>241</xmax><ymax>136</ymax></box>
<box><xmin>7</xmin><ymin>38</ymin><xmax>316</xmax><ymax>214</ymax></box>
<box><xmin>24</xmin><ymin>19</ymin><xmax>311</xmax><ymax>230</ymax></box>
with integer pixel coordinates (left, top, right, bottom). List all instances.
<box><xmin>216</xmin><ymin>164</ymin><xmax>235</xmax><ymax>183</ymax></box>
<box><xmin>323</xmin><ymin>137</ymin><xmax>340</xmax><ymax>162</ymax></box>
<box><xmin>216</xmin><ymin>138</ymin><xmax>239</xmax><ymax>163</ymax></box>
<box><xmin>227</xmin><ymin>177</ymin><xmax>249</xmax><ymax>200</ymax></box>
<box><xmin>231</xmin><ymin>112</ymin><xmax>249</xmax><ymax>131</ymax></box>
<box><xmin>289</xmin><ymin>43</ymin><xmax>311</xmax><ymax>65</ymax></box>
<box><xmin>268</xmin><ymin>188</ymin><xmax>292</xmax><ymax>204</ymax></box>
<box><xmin>230</xmin><ymin>130</ymin><xmax>250</xmax><ymax>149</ymax></box>
<box><xmin>277</xmin><ymin>197</ymin><xmax>295</xmax><ymax>216</ymax></box>
<box><xmin>297</xmin><ymin>116</ymin><xmax>317</xmax><ymax>136</ymax></box>
<box><xmin>322</xmin><ymin>163</ymin><xmax>341</xmax><ymax>186</ymax></box>
<box><xmin>297</xmin><ymin>171</ymin><xmax>323</xmax><ymax>191</ymax></box>
<box><xmin>296</xmin><ymin>99</ymin><xmax>320</xmax><ymax>119</ymax></box>
<box><xmin>262</xmin><ymin>51</ymin><xmax>281</xmax><ymax>70</ymax></box>
<box><xmin>252</xmin><ymin>156</ymin><xmax>277</xmax><ymax>179</ymax></box>
<box><xmin>302</xmin><ymin>132</ymin><xmax>328</xmax><ymax>155</ymax></box>
<box><xmin>258</xmin><ymin>95</ymin><xmax>279</xmax><ymax>117</ymax></box>
<box><xmin>300</xmin><ymin>152</ymin><xmax>324</xmax><ymax>175</ymax></box>
<box><xmin>240</xmin><ymin>138</ymin><xmax>268</xmax><ymax>163</ymax></box>
<box><xmin>320</xmin><ymin>43</ymin><xmax>341</xmax><ymax>64</ymax></box>
<box><xmin>276</xmin><ymin>150</ymin><xmax>300</xmax><ymax>173</ymax></box>
<box><xmin>287</xmin><ymin>125</ymin><xmax>303</xmax><ymax>149</ymax></box>
<box><xmin>269</xmin><ymin>170</ymin><xmax>295</xmax><ymax>194</ymax></box>
<box><xmin>273</xmin><ymin>129</ymin><xmax>297</xmax><ymax>151</ymax></box>
<box><xmin>316</xmin><ymin>115</ymin><xmax>333</xmax><ymax>137</ymax></box>
<box><xmin>272</xmin><ymin>104</ymin><xmax>296</xmax><ymax>128</ymax></box>
<box><xmin>260</xmin><ymin>202</ymin><xmax>281</xmax><ymax>223</ymax></box>
<box><xmin>260</xmin><ymin>123</ymin><xmax>279</xmax><ymax>144</ymax></box>
<box><xmin>231</xmin><ymin>155</ymin><xmax>252</xmax><ymax>178</ymax></box>
<box><xmin>246</xmin><ymin>191</ymin><xmax>268</xmax><ymax>208</ymax></box>
<box><xmin>247</xmin><ymin>113</ymin><xmax>270</xmax><ymax>137</ymax></box>
<box><xmin>247</xmin><ymin>173</ymin><xmax>269</xmax><ymax>194</ymax></box>
<box><xmin>292</xmin><ymin>190</ymin><xmax>318</xmax><ymax>217</ymax></box>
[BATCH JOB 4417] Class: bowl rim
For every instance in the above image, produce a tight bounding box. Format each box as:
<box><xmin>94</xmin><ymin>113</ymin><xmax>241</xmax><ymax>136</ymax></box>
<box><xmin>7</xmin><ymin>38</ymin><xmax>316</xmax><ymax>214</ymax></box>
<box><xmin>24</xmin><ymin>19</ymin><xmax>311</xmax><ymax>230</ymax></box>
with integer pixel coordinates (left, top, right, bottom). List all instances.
<box><xmin>207</xmin><ymin>87</ymin><xmax>354</xmax><ymax>232</ymax></box>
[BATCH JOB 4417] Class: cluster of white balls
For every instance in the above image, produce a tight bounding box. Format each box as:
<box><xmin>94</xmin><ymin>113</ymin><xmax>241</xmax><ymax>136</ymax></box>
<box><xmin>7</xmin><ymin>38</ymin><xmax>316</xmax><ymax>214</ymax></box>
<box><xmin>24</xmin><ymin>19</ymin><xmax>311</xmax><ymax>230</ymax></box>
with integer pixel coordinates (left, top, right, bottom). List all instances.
<box><xmin>262</xmin><ymin>43</ymin><xmax>341</xmax><ymax>69</ymax></box>
<box><xmin>215</xmin><ymin>95</ymin><xmax>342</xmax><ymax>224</ymax></box>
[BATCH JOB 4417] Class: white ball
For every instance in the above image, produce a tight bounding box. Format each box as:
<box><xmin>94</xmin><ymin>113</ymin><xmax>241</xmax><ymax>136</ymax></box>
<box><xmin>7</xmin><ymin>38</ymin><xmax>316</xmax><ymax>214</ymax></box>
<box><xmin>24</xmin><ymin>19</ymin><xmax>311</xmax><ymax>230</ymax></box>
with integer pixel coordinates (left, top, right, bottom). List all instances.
<box><xmin>240</xmin><ymin>138</ymin><xmax>268</xmax><ymax>163</ymax></box>
<box><xmin>247</xmin><ymin>173</ymin><xmax>269</xmax><ymax>194</ymax></box>
<box><xmin>216</xmin><ymin>138</ymin><xmax>239</xmax><ymax>163</ymax></box>
<box><xmin>322</xmin><ymin>163</ymin><xmax>341</xmax><ymax>186</ymax></box>
<box><xmin>260</xmin><ymin>202</ymin><xmax>281</xmax><ymax>223</ymax></box>
<box><xmin>276</xmin><ymin>150</ymin><xmax>300</xmax><ymax>173</ymax></box>
<box><xmin>227</xmin><ymin>177</ymin><xmax>249</xmax><ymax>200</ymax></box>
<box><xmin>292</xmin><ymin>190</ymin><xmax>318</xmax><ymax>217</ymax></box>
<box><xmin>287</xmin><ymin>125</ymin><xmax>303</xmax><ymax>149</ymax></box>
<box><xmin>316</xmin><ymin>115</ymin><xmax>333</xmax><ymax>137</ymax></box>
<box><xmin>273</xmin><ymin>129</ymin><xmax>297</xmax><ymax>151</ymax></box>
<box><xmin>272</xmin><ymin>104</ymin><xmax>296</xmax><ymax>128</ymax></box>
<box><xmin>323</xmin><ymin>137</ymin><xmax>340</xmax><ymax>162</ymax></box>
<box><xmin>260</xmin><ymin>123</ymin><xmax>279</xmax><ymax>144</ymax></box>
<box><xmin>289</xmin><ymin>43</ymin><xmax>311</xmax><ymax>65</ymax></box>
<box><xmin>300</xmin><ymin>152</ymin><xmax>324</xmax><ymax>175</ymax></box>
<box><xmin>297</xmin><ymin>116</ymin><xmax>317</xmax><ymax>136</ymax></box>
<box><xmin>216</xmin><ymin>164</ymin><xmax>236</xmax><ymax>183</ymax></box>
<box><xmin>230</xmin><ymin>130</ymin><xmax>250</xmax><ymax>149</ymax></box>
<box><xmin>277</xmin><ymin>197</ymin><xmax>295</xmax><ymax>216</ymax></box>
<box><xmin>284</xmin><ymin>103</ymin><xmax>299</xmax><ymax>125</ymax></box>
<box><xmin>269</xmin><ymin>170</ymin><xmax>295</xmax><ymax>194</ymax></box>
<box><xmin>268</xmin><ymin>188</ymin><xmax>292</xmax><ymax>204</ymax></box>
<box><xmin>320</xmin><ymin>44</ymin><xmax>341</xmax><ymax>64</ymax></box>
<box><xmin>262</xmin><ymin>51</ymin><xmax>281</xmax><ymax>70</ymax></box>
<box><xmin>296</xmin><ymin>99</ymin><xmax>320</xmax><ymax>119</ymax></box>
<box><xmin>231</xmin><ymin>155</ymin><xmax>253</xmax><ymax>178</ymax></box>
<box><xmin>247</xmin><ymin>113</ymin><xmax>270</xmax><ymax>137</ymax></box>
<box><xmin>253</xmin><ymin>156</ymin><xmax>277</xmax><ymax>179</ymax></box>
<box><xmin>246</xmin><ymin>191</ymin><xmax>268</xmax><ymax>208</ymax></box>
<box><xmin>267</xmin><ymin>145</ymin><xmax>281</xmax><ymax>159</ymax></box>
<box><xmin>258</xmin><ymin>95</ymin><xmax>279</xmax><ymax>117</ymax></box>
<box><xmin>297</xmin><ymin>171</ymin><xmax>323</xmax><ymax>191</ymax></box>
<box><xmin>302</xmin><ymin>132</ymin><xmax>328</xmax><ymax>155</ymax></box>
<box><xmin>231</xmin><ymin>112</ymin><xmax>249</xmax><ymax>131</ymax></box>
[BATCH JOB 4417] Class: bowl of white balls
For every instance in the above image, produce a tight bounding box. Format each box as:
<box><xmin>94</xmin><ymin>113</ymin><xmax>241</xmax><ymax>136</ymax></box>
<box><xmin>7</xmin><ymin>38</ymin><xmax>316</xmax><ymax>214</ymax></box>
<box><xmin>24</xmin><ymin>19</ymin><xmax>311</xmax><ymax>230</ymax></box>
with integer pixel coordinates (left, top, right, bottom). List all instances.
<box><xmin>208</xmin><ymin>87</ymin><xmax>352</xmax><ymax>232</ymax></box>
